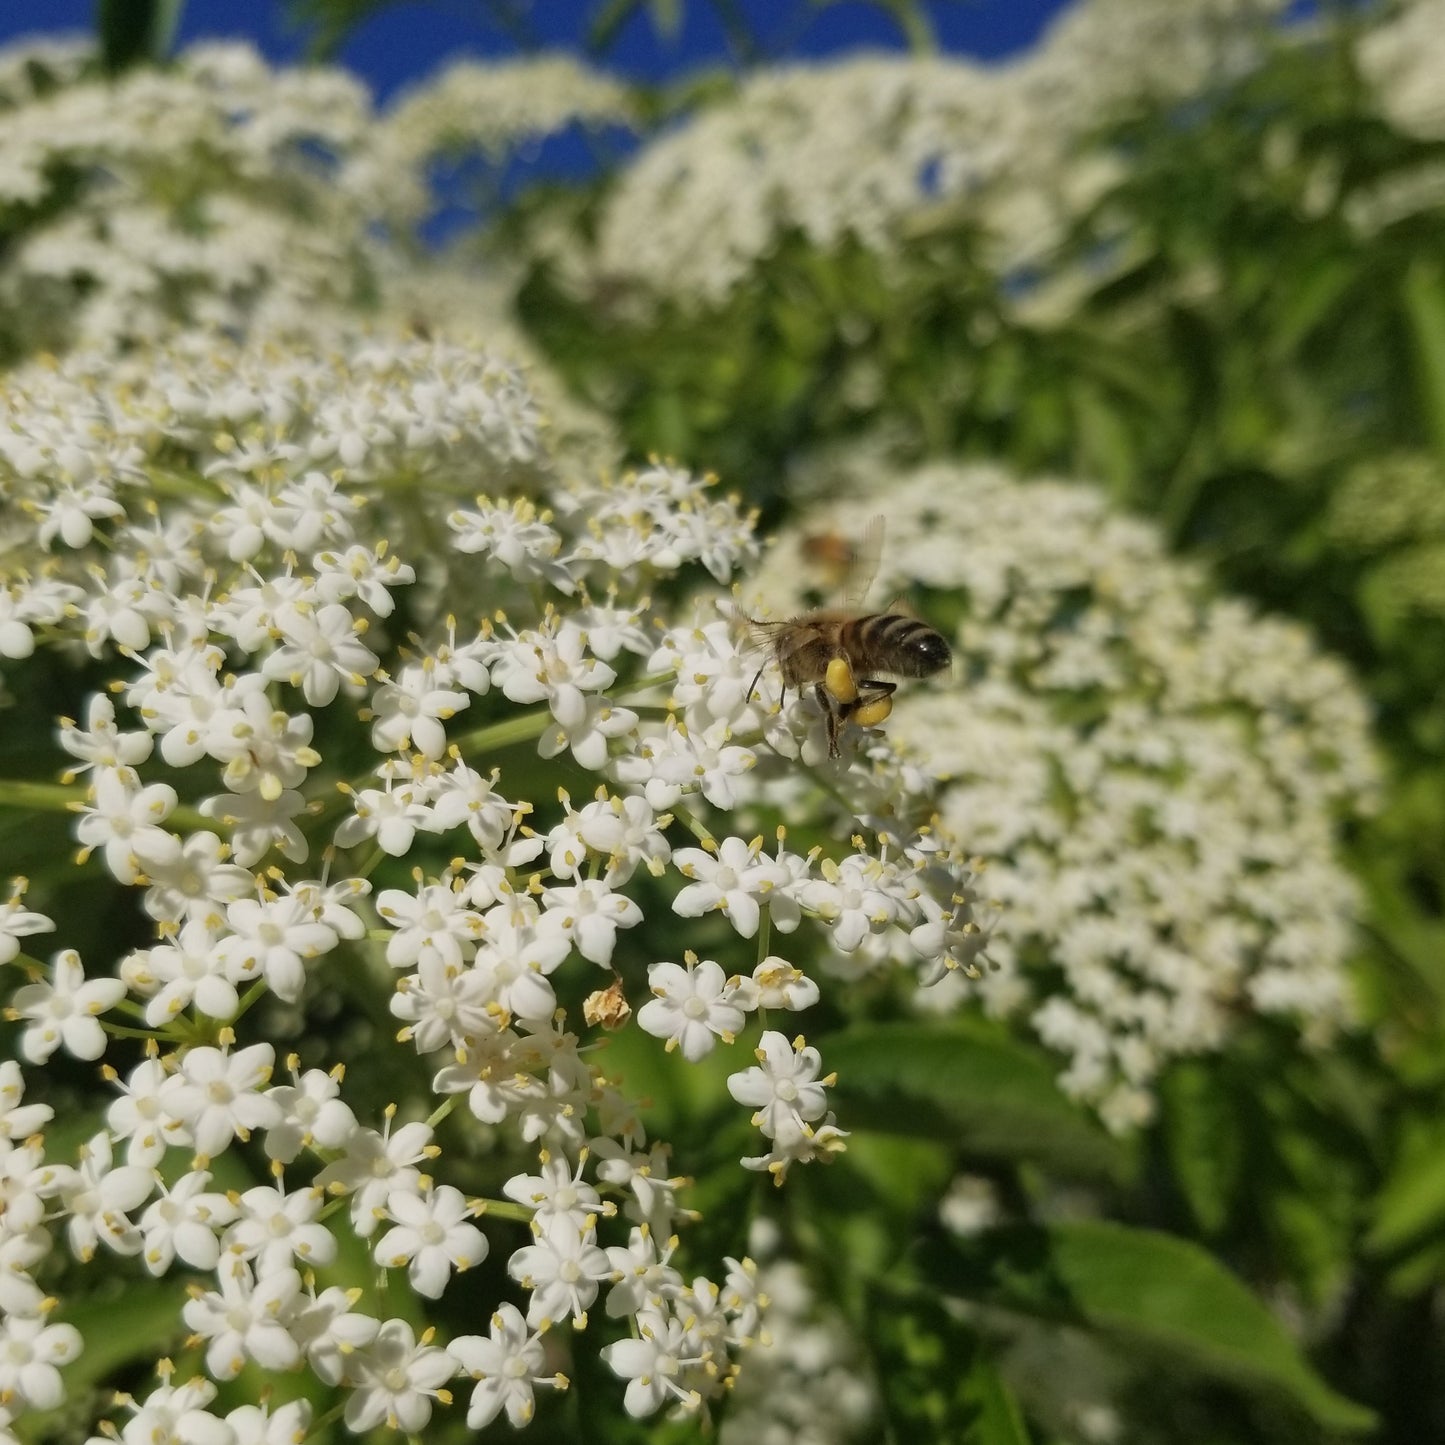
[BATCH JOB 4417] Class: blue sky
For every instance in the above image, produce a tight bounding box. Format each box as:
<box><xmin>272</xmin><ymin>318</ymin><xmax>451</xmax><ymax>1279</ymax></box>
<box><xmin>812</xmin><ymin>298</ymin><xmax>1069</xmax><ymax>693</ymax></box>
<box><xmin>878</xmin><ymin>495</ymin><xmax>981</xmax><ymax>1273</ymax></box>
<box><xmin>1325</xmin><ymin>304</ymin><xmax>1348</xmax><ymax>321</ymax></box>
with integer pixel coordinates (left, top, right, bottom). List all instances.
<box><xmin>1</xmin><ymin>1</ymin><xmax>1075</xmax><ymax>99</ymax></box>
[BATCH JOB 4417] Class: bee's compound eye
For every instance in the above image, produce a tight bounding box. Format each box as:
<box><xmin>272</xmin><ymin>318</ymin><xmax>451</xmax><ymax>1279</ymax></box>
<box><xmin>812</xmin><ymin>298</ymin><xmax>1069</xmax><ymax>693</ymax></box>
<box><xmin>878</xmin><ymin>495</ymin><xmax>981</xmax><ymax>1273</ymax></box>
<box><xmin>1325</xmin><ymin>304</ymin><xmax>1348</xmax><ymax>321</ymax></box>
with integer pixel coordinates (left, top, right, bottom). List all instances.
<box><xmin>907</xmin><ymin>630</ymin><xmax>952</xmax><ymax>676</ymax></box>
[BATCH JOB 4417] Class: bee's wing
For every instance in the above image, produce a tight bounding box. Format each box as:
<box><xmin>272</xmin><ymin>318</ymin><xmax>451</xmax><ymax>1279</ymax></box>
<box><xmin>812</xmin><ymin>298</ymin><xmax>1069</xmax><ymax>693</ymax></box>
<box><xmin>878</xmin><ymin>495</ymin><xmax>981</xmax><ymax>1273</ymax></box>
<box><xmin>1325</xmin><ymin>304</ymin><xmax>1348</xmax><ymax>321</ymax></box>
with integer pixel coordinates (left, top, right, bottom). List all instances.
<box><xmin>842</xmin><ymin>514</ymin><xmax>885</xmax><ymax>609</ymax></box>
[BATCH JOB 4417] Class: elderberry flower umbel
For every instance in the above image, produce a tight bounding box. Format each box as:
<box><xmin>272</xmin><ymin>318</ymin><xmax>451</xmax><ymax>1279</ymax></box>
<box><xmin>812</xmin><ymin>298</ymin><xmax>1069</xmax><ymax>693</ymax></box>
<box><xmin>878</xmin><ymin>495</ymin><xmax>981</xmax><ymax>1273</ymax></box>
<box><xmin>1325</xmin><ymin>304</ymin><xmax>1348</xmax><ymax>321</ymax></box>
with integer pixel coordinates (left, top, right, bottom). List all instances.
<box><xmin>755</xmin><ymin>459</ymin><xmax>1378</xmax><ymax>1132</ymax></box>
<box><xmin>0</xmin><ymin>320</ymin><xmax>988</xmax><ymax>1437</ymax></box>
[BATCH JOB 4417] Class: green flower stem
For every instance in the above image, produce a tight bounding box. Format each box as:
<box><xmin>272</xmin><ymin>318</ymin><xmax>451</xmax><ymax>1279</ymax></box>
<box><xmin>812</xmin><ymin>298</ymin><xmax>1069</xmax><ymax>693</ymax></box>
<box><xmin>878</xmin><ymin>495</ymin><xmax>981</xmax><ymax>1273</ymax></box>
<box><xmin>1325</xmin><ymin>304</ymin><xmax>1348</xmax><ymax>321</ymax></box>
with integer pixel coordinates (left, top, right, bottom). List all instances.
<box><xmin>757</xmin><ymin>903</ymin><xmax>772</xmax><ymax>966</ymax></box>
<box><xmin>481</xmin><ymin>1200</ymin><xmax>535</xmax><ymax>1225</ymax></box>
<box><xmin>449</xmin><ymin>706</ymin><xmax>556</xmax><ymax>756</ymax></box>
<box><xmin>672</xmin><ymin>803</ymin><xmax>717</xmax><ymax>847</ymax></box>
<box><xmin>0</xmin><ymin>780</ymin><xmax>85</xmax><ymax>811</ymax></box>
<box><xmin>425</xmin><ymin>1094</ymin><xmax>460</xmax><ymax>1131</ymax></box>
<box><xmin>100</xmin><ymin>1019</ymin><xmax>168</xmax><ymax>1043</ymax></box>
<box><xmin>303</xmin><ymin>1402</ymin><xmax>347</xmax><ymax>1441</ymax></box>
<box><xmin>231</xmin><ymin>978</ymin><xmax>270</xmax><ymax>1022</ymax></box>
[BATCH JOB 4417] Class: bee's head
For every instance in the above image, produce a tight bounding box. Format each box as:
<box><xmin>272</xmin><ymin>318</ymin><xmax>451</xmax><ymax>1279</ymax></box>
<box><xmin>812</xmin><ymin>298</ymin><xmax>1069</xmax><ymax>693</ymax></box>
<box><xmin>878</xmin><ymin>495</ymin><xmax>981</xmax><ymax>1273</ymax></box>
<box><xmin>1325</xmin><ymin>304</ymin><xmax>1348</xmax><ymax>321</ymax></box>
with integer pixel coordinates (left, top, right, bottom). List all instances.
<box><xmin>902</xmin><ymin>627</ymin><xmax>952</xmax><ymax>678</ymax></box>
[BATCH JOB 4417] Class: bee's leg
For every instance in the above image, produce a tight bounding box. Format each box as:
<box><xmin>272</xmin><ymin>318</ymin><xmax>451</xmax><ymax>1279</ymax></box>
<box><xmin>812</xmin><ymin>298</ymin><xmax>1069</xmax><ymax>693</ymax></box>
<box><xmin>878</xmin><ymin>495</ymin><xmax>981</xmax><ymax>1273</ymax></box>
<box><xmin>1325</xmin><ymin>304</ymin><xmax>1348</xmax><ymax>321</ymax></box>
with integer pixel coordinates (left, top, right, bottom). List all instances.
<box><xmin>824</xmin><ymin>655</ymin><xmax>859</xmax><ymax>706</ymax></box>
<box><xmin>814</xmin><ymin>682</ymin><xmax>843</xmax><ymax>758</ymax></box>
<box><xmin>850</xmin><ymin>679</ymin><xmax>897</xmax><ymax>730</ymax></box>
<box><xmin>746</xmin><ymin>665</ymin><xmax>765</xmax><ymax>704</ymax></box>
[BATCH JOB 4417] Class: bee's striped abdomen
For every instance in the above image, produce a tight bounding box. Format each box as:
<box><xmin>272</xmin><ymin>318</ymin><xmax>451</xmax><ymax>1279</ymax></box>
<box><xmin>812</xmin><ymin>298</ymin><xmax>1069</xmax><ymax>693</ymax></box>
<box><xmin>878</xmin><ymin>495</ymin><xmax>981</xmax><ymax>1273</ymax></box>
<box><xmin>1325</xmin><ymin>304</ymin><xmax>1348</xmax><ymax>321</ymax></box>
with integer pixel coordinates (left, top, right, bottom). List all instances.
<box><xmin>842</xmin><ymin>613</ymin><xmax>952</xmax><ymax>680</ymax></box>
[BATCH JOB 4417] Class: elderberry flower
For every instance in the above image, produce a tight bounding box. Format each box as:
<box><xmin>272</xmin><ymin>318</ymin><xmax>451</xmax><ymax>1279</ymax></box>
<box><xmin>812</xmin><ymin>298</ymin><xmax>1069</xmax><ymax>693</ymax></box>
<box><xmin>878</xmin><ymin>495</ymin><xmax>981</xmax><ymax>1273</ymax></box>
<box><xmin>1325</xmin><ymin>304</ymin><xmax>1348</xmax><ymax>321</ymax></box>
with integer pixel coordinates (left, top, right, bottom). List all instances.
<box><xmin>342</xmin><ymin>1318</ymin><xmax>456</xmax><ymax>1434</ymax></box>
<box><xmin>758</xmin><ymin>460</ymin><xmax>1377</xmax><ymax>1126</ymax></box>
<box><xmin>263</xmin><ymin>1062</ymin><xmax>358</xmax><ymax>1163</ymax></box>
<box><xmin>73</xmin><ymin>771</ymin><xmax>180</xmax><ymax>885</ymax></box>
<box><xmin>728</xmin><ymin>1031</ymin><xmax>835</xmax><ymax>1148</ymax></box>
<box><xmin>540</xmin><ymin>877</ymin><xmax>643</xmax><ymax>966</ymax></box>
<box><xmin>507</xmin><ymin>1216</ymin><xmax>615</xmax><ymax>1329</ymax></box>
<box><xmin>314</xmin><ymin>1116</ymin><xmax>438</xmax><ymax>1237</ymax></box>
<box><xmin>0</xmin><ymin>230</ymin><xmax>985</xmax><ymax>1436</ymax></box>
<box><xmin>58</xmin><ymin>694</ymin><xmax>153</xmax><ymax>780</ymax></box>
<box><xmin>599</xmin><ymin>1302</ymin><xmax>708</xmax><ymax>1419</ymax></box>
<box><xmin>0</xmin><ymin>886</ymin><xmax>54</xmax><ymax>965</ymax></box>
<box><xmin>672</xmin><ymin>835</ymin><xmax>800</xmax><ymax>938</ymax></box>
<box><xmin>375</xmin><ymin>1183</ymin><xmax>488</xmax><ymax>1298</ymax></box>
<box><xmin>139</xmin><ymin>1172</ymin><xmax>239</xmax><ymax>1275</ymax></box>
<box><xmin>160</xmin><ymin>1043</ymin><xmax>282</xmax><ymax>1162</ymax></box>
<box><xmin>0</xmin><ymin>1313</ymin><xmax>83</xmax><ymax>1411</ymax></box>
<box><xmin>450</xmin><ymin>1302</ymin><xmax>566</xmax><ymax>1429</ymax></box>
<box><xmin>0</xmin><ymin>1060</ymin><xmax>53</xmax><ymax>1142</ymax></box>
<box><xmin>41</xmin><ymin>1131</ymin><xmax>154</xmax><ymax>1262</ymax></box>
<box><xmin>182</xmin><ymin>1261</ymin><xmax>305</xmax><ymax>1379</ymax></box>
<box><xmin>214</xmin><ymin>894</ymin><xmax>340</xmax><ymax>1003</ymax></box>
<box><xmin>8</xmin><ymin>950</ymin><xmax>125</xmax><ymax>1063</ymax></box>
<box><xmin>224</xmin><ymin>1183</ymin><xmax>336</xmax><ymax>1275</ymax></box>
<box><xmin>87</xmin><ymin>1373</ymin><xmax>234</xmax><ymax>1445</ymax></box>
<box><xmin>638</xmin><ymin>955</ymin><xmax>749</xmax><ymax>1061</ymax></box>
<box><xmin>502</xmin><ymin>1151</ymin><xmax>614</xmax><ymax>1240</ymax></box>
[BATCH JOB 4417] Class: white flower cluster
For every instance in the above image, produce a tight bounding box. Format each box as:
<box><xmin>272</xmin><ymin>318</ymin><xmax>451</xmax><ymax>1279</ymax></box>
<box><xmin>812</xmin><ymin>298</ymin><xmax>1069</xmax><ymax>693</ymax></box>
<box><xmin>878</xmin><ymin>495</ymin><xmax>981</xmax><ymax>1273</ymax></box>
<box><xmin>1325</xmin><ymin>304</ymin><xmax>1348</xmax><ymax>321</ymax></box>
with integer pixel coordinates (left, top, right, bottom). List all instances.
<box><xmin>374</xmin><ymin>54</ymin><xmax>634</xmax><ymax>182</ymax></box>
<box><xmin>720</xmin><ymin>1223</ymin><xmax>878</xmax><ymax>1445</ymax></box>
<box><xmin>0</xmin><ymin>40</ymin><xmax>635</xmax><ymax>361</ymax></box>
<box><xmin>1357</xmin><ymin>0</ymin><xmax>1445</xmax><ymax>139</ymax></box>
<box><xmin>0</xmin><ymin>320</ymin><xmax>985</xmax><ymax>1436</ymax></box>
<box><xmin>583</xmin><ymin>0</ymin><xmax>1291</xmax><ymax>310</ymax></box>
<box><xmin>0</xmin><ymin>41</ymin><xmax>392</xmax><ymax>356</ymax></box>
<box><xmin>754</xmin><ymin>461</ymin><xmax>1378</xmax><ymax>1132</ymax></box>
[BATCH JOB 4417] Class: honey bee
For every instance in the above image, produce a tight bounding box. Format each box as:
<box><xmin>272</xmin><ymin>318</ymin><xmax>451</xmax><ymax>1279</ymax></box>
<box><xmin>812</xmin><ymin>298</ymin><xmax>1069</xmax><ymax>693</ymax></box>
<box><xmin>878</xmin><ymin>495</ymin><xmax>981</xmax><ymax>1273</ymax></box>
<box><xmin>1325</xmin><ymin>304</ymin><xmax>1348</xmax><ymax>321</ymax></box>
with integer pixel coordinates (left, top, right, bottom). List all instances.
<box><xmin>745</xmin><ymin>517</ymin><xmax>951</xmax><ymax>758</ymax></box>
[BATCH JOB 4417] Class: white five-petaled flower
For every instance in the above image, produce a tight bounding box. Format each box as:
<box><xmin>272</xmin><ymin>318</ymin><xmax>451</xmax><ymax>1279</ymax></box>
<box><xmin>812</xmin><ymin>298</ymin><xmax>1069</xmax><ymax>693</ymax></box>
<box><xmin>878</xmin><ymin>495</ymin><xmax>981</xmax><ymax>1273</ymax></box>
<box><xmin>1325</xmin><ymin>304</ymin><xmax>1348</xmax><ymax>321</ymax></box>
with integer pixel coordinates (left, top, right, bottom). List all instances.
<box><xmin>123</xmin><ymin>920</ymin><xmax>239</xmax><ymax>1027</ymax></box>
<box><xmin>139</xmin><ymin>1169</ymin><xmax>239</xmax><ymax>1275</ymax></box>
<box><xmin>0</xmin><ymin>1312</ymin><xmax>83</xmax><ymax>1411</ymax></box>
<box><xmin>637</xmin><ymin>956</ymin><xmax>747</xmax><ymax>1061</ymax></box>
<box><xmin>374</xmin><ymin>1183</ymin><xmax>488</xmax><ymax>1298</ymax></box>
<box><xmin>0</xmin><ymin>1059</ymin><xmax>53</xmax><ymax>1142</ymax></box>
<box><xmin>225</xmin><ymin>1182</ymin><xmax>336</xmax><ymax>1276</ymax></box>
<box><xmin>58</xmin><ymin>693</ymin><xmax>153</xmax><ymax>780</ymax></box>
<box><xmin>450</xmin><ymin>1302</ymin><xmax>566</xmax><ymax>1429</ymax></box>
<box><xmin>343</xmin><ymin>1318</ymin><xmax>457</xmax><ymax>1435</ymax></box>
<box><xmin>214</xmin><ymin>893</ymin><xmax>340</xmax><ymax>1003</ymax></box>
<box><xmin>599</xmin><ymin>1303</ymin><xmax>706</xmax><ymax>1419</ymax></box>
<box><xmin>540</xmin><ymin>878</ymin><xmax>643</xmax><ymax>967</ymax></box>
<box><xmin>263</xmin><ymin>1063</ymin><xmax>358</xmax><ymax>1163</ymax></box>
<box><xmin>613</xmin><ymin>716</ymin><xmax>756</xmax><ymax>810</ymax></box>
<box><xmin>0</xmin><ymin>889</ymin><xmax>54</xmax><ymax>966</ymax></box>
<box><xmin>181</xmin><ymin>1259</ymin><xmax>305</xmax><ymax>1380</ymax></box>
<box><xmin>9</xmin><ymin>949</ymin><xmax>125</xmax><ymax>1063</ymax></box>
<box><xmin>74</xmin><ymin>768</ymin><xmax>180</xmax><ymax>884</ymax></box>
<box><xmin>727</xmin><ymin>1030</ymin><xmax>835</xmax><ymax>1146</ymax></box>
<box><xmin>376</xmin><ymin>879</ymin><xmax>485</xmax><ymax>970</ymax></box>
<box><xmin>671</xmin><ymin>835</ymin><xmax>798</xmax><ymax>938</ymax></box>
<box><xmin>369</xmin><ymin>661</ymin><xmax>470</xmax><ymax>758</ymax></box>
<box><xmin>159</xmin><ymin>1042</ymin><xmax>282</xmax><ymax>1162</ymax></box>
<box><xmin>260</xmin><ymin>600</ymin><xmax>380</xmax><ymax>706</ymax></box>
<box><xmin>314</xmin><ymin>1116</ymin><xmax>437</xmax><ymax>1237</ymax></box>
<box><xmin>502</xmin><ymin>1151</ymin><xmax>612</xmax><ymax>1241</ymax></box>
<box><xmin>731</xmin><ymin>955</ymin><xmax>821</xmax><ymax>1013</ymax></box>
<box><xmin>507</xmin><ymin>1218</ymin><xmax>615</xmax><ymax>1329</ymax></box>
<box><xmin>39</xmin><ymin>1130</ymin><xmax>154</xmax><ymax>1263</ymax></box>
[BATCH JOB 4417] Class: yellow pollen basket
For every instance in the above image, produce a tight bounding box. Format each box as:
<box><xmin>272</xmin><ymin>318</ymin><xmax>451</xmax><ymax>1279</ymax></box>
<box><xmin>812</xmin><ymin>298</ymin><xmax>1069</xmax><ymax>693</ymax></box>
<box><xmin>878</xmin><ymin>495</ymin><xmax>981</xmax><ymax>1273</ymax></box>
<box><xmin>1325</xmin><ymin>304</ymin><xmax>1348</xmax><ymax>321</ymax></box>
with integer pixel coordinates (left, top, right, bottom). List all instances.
<box><xmin>852</xmin><ymin>694</ymin><xmax>892</xmax><ymax>728</ymax></box>
<box><xmin>824</xmin><ymin>656</ymin><xmax>858</xmax><ymax>705</ymax></box>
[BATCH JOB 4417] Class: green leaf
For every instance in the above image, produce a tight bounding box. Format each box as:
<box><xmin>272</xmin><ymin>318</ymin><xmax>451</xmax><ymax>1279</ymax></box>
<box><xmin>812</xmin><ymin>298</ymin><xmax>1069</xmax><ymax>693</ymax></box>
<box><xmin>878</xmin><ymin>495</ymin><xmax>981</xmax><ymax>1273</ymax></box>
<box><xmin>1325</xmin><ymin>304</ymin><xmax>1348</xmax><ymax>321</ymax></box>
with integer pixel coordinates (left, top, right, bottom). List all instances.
<box><xmin>1403</xmin><ymin>257</ymin><xmax>1445</xmax><ymax>470</ymax></box>
<box><xmin>925</xmin><ymin>1221</ymin><xmax>1376</xmax><ymax>1434</ymax></box>
<box><xmin>865</xmin><ymin>1281</ymin><xmax>1027</xmax><ymax>1441</ymax></box>
<box><xmin>1160</xmin><ymin>1061</ymin><xmax>1243</xmax><ymax>1235</ymax></box>
<box><xmin>57</xmin><ymin>1278</ymin><xmax>186</xmax><ymax>1394</ymax></box>
<box><xmin>1368</xmin><ymin>1117</ymin><xmax>1445</xmax><ymax>1255</ymax></box>
<box><xmin>958</xmin><ymin>1350</ymin><xmax>1033</xmax><ymax>1445</ymax></box>
<box><xmin>823</xmin><ymin>1021</ymin><xmax>1130</xmax><ymax>1180</ymax></box>
<box><xmin>97</xmin><ymin>0</ymin><xmax>184</xmax><ymax>72</ymax></box>
<box><xmin>587</xmin><ymin>0</ymin><xmax>646</xmax><ymax>54</ymax></box>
